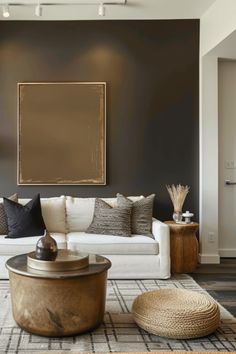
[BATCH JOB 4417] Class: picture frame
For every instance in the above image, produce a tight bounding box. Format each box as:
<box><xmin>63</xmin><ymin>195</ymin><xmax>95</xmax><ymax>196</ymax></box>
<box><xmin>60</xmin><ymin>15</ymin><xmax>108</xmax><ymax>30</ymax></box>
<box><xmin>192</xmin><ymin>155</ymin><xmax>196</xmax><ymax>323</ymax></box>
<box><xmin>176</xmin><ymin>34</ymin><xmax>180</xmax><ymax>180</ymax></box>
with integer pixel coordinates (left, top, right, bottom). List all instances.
<box><xmin>17</xmin><ymin>82</ymin><xmax>106</xmax><ymax>185</ymax></box>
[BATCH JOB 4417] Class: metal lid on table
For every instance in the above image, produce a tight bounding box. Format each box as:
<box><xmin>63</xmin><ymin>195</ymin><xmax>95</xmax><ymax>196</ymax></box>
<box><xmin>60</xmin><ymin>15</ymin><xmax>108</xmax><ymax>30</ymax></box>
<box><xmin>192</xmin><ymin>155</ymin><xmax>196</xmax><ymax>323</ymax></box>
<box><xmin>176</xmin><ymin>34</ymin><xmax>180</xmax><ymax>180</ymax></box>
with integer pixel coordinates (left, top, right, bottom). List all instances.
<box><xmin>27</xmin><ymin>250</ymin><xmax>89</xmax><ymax>272</ymax></box>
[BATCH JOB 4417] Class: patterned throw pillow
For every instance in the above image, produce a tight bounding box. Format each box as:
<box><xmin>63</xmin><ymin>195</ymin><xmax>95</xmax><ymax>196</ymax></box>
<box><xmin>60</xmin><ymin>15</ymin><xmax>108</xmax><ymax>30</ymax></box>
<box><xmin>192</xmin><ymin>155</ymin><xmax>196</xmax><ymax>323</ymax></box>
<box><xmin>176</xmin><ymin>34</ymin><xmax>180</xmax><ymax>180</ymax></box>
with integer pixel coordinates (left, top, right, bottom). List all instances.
<box><xmin>86</xmin><ymin>198</ymin><xmax>132</xmax><ymax>237</ymax></box>
<box><xmin>117</xmin><ymin>193</ymin><xmax>155</xmax><ymax>236</ymax></box>
<box><xmin>0</xmin><ymin>194</ymin><xmax>18</xmax><ymax>235</ymax></box>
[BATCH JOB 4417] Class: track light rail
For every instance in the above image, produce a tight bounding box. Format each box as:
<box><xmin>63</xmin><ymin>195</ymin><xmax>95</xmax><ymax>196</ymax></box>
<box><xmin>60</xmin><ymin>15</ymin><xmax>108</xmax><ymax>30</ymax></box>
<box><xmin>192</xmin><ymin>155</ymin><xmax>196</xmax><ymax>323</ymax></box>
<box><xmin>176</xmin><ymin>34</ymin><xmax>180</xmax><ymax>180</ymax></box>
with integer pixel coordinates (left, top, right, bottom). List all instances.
<box><xmin>0</xmin><ymin>1</ymin><xmax>127</xmax><ymax>5</ymax></box>
<box><xmin>1</xmin><ymin>0</ymin><xmax>127</xmax><ymax>17</ymax></box>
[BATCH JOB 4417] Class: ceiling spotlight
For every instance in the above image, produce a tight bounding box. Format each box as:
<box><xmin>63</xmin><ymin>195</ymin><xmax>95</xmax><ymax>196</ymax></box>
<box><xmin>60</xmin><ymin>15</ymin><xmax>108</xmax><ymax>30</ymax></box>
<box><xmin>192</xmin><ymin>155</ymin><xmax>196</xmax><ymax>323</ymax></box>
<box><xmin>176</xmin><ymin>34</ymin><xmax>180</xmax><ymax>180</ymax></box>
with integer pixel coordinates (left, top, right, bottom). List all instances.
<box><xmin>98</xmin><ymin>2</ymin><xmax>105</xmax><ymax>17</ymax></box>
<box><xmin>2</xmin><ymin>4</ymin><xmax>10</xmax><ymax>18</ymax></box>
<box><xmin>35</xmin><ymin>3</ymin><xmax>42</xmax><ymax>17</ymax></box>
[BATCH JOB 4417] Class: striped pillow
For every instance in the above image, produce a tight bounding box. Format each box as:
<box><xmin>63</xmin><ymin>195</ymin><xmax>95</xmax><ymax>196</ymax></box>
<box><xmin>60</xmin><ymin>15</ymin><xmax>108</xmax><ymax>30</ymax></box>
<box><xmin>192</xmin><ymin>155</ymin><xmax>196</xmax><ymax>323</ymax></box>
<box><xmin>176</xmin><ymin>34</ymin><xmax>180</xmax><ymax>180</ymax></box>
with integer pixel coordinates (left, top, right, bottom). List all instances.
<box><xmin>117</xmin><ymin>193</ymin><xmax>155</xmax><ymax>236</ymax></box>
<box><xmin>86</xmin><ymin>198</ymin><xmax>132</xmax><ymax>237</ymax></box>
<box><xmin>0</xmin><ymin>194</ymin><xmax>18</xmax><ymax>235</ymax></box>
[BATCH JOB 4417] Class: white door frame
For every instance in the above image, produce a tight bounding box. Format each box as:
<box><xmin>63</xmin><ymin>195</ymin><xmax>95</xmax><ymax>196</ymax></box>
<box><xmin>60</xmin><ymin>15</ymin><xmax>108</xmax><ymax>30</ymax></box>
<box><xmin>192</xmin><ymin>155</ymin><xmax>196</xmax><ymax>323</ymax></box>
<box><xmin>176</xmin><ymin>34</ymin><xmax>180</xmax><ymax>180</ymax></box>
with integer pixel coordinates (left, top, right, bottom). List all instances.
<box><xmin>199</xmin><ymin>54</ymin><xmax>220</xmax><ymax>264</ymax></box>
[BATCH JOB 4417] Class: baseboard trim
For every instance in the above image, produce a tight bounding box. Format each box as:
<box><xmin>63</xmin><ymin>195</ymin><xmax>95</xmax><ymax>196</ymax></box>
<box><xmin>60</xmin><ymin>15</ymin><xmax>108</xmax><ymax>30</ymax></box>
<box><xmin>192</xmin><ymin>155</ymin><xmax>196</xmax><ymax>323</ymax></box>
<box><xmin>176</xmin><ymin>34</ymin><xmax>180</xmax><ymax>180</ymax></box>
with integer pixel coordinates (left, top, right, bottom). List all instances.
<box><xmin>219</xmin><ymin>249</ymin><xmax>236</xmax><ymax>257</ymax></box>
<box><xmin>198</xmin><ymin>253</ymin><xmax>220</xmax><ymax>264</ymax></box>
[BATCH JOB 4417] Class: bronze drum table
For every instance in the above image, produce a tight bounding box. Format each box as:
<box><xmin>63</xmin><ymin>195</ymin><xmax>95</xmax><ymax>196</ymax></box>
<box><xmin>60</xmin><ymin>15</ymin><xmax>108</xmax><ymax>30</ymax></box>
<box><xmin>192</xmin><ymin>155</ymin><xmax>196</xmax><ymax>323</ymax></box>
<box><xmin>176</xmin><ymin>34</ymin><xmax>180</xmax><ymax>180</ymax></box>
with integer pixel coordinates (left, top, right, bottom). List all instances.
<box><xmin>6</xmin><ymin>252</ymin><xmax>111</xmax><ymax>337</ymax></box>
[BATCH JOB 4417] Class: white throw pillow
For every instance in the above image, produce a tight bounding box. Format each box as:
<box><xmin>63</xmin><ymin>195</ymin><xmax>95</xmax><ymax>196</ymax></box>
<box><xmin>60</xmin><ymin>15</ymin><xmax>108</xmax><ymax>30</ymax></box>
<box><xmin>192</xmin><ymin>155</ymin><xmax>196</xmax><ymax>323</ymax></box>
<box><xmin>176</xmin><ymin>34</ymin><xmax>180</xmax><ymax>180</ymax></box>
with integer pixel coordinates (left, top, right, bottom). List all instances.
<box><xmin>41</xmin><ymin>197</ymin><xmax>66</xmax><ymax>233</ymax></box>
<box><xmin>66</xmin><ymin>196</ymin><xmax>143</xmax><ymax>232</ymax></box>
<box><xmin>66</xmin><ymin>197</ymin><xmax>95</xmax><ymax>232</ymax></box>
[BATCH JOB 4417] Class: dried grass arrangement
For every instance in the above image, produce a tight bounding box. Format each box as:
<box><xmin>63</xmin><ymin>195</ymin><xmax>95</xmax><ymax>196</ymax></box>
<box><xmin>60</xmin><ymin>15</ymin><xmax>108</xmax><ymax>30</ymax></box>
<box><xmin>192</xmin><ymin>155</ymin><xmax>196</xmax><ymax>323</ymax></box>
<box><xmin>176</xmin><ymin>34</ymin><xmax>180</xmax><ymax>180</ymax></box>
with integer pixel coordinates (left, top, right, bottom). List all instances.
<box><xmin>166</xmin><ymin>184</ymin><xmax>190</xmax><ymax>213</ymax></box>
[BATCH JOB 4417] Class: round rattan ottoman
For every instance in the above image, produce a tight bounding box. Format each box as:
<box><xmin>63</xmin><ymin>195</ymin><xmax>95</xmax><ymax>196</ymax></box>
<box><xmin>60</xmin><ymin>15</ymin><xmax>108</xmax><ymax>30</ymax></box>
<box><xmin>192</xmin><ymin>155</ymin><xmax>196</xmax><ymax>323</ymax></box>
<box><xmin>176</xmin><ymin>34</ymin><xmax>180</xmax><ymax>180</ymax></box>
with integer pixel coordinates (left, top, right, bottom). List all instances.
<box><xmin>132</xmin><ymin>288</ymin><xmax>220</xmax><ymax>339</ymax></box>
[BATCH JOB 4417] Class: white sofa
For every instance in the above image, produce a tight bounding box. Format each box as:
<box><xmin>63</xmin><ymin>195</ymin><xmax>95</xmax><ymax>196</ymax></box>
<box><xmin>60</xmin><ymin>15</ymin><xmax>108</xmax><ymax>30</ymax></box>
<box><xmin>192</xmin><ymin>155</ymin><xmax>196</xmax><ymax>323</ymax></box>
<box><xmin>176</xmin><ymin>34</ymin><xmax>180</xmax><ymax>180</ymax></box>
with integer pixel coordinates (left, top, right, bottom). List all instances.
<box><xmin>0</xmin><ymin>196</ymin><xmax>171</xmax><ymax>280</ymax></box>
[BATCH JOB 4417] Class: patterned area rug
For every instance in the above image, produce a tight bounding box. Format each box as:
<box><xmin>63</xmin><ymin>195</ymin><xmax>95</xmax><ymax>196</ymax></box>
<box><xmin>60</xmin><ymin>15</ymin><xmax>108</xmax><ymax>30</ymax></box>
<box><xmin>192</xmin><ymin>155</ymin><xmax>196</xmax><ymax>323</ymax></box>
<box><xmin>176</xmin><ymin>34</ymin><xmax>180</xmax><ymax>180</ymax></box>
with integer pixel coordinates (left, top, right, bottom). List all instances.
<box><xmin>1</xmin><ymin>275</ymin><xmax>236</xmax><ymax>353</ymax></box>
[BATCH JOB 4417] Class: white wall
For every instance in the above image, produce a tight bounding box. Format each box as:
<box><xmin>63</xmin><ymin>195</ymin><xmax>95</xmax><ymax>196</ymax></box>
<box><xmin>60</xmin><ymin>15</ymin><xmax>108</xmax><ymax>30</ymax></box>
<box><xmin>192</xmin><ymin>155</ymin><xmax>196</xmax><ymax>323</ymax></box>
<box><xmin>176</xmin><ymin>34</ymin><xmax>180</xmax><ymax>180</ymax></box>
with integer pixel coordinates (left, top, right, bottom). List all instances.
<box><xmin>200</xmin><ymin>0</ymin><xmax>236</xmax><ymax>263</ymax></box>
<box><xmin>218</xmin><ymin>60</ymin><xmax>236</xmax><ymax>257</ymax></box>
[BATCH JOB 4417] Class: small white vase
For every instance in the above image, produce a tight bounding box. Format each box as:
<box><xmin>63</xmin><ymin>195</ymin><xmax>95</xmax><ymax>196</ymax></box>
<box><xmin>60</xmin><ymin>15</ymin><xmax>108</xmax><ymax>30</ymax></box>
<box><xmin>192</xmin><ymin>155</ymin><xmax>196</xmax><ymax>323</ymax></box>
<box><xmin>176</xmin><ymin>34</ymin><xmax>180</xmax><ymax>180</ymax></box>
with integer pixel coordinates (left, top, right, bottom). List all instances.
<box><xmin>173</xmin><ymin>211</ymin><xmax>183</xmax><ymax>223</ymax></box>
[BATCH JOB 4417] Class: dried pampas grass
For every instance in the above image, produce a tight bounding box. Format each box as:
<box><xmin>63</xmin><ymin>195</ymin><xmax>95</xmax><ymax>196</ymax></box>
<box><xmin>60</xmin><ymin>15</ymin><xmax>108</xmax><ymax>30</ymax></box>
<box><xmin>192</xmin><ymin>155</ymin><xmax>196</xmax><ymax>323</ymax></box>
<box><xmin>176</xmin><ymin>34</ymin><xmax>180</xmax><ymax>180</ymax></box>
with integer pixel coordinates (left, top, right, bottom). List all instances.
<box><xmin>166</xmin><ymin>184</ymin><xmax>190</xmax><ymax>212</ymax></box>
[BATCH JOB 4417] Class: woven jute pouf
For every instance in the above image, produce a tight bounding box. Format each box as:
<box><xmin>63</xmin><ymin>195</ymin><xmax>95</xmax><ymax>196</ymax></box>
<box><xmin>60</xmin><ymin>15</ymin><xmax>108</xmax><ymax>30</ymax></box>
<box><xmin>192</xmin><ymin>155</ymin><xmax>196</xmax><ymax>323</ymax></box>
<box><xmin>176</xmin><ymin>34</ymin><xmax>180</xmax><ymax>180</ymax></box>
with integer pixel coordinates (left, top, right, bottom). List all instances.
<box><xmin>132</xmin><ymin>288</ymin><xmax>220</xmax><ymax>339</ymax></box>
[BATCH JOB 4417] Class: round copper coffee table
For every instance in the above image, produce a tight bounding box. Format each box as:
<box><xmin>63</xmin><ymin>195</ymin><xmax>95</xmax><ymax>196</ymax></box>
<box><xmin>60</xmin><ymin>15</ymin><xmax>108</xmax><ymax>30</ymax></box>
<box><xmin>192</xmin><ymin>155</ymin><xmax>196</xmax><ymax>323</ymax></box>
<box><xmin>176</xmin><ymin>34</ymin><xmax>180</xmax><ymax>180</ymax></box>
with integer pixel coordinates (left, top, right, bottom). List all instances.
<box><xmin>6</xmin><ymin>252</ymin><xmax>111</xmax><ymax>337</ymax></box>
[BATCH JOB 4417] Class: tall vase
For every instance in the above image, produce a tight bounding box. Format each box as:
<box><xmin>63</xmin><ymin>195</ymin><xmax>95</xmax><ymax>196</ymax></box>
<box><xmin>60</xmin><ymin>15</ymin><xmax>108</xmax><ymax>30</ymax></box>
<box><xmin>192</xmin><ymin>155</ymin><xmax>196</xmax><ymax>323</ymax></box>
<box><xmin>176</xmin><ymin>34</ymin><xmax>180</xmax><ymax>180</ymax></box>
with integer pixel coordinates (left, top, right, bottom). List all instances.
<box><xmin>35</xmin><ymin>230</ymin><xmax>58</xmax><ymax>261</ymax></box>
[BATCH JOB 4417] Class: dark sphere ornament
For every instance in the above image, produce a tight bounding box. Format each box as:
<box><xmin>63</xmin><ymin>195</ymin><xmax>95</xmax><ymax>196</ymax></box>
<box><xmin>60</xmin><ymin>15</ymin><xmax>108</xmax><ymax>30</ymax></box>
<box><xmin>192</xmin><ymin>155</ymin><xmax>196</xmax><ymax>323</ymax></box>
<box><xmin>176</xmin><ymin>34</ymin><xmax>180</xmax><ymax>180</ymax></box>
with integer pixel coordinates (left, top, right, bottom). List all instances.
<box><xmin>35</xmin><ymin>230</ymin><xmax>58</xmax><ymax>261</ymax></box>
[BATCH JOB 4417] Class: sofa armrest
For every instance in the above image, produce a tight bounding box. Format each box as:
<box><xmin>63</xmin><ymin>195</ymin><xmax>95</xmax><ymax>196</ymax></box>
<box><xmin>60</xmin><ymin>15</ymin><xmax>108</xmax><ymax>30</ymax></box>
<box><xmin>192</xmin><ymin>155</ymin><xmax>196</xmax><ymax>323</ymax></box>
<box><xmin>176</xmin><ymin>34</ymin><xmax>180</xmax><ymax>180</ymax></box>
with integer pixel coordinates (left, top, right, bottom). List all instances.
<box><xmin>152</xmin><ymin>218</ymin><xmax>171</xmax><ymax>278</ymax></box>
<box><xmin>152</xmin><ymin>218</ymin><xmax>170</xmax><ymax>255</ymax></box>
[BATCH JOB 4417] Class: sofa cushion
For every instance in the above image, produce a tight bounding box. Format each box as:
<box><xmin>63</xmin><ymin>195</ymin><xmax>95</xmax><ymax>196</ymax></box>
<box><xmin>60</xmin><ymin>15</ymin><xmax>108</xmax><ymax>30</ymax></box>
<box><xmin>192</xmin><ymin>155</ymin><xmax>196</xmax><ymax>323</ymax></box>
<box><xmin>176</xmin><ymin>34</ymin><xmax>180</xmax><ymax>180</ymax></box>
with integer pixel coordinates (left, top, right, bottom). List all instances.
<box><xmin>0</xmin><ymin>233</ymin><xmax>67</xmax><ymax>255</ymax></box>
<box><xmin>86</xmin><ymin>198</ymin><xmax>132</xmax><ymax>237</ymax></box>
<box><xmin>0</xmin><ymin>194</ymin><xmax>18</xmax><ymax>235</ymax></box>
<box><xmin>41</xmin><ymin>197</ymin><xmax>66</xmax><ymax>233</ymax></box>
<box><xmin>18</xmin><ymin>197</ymin><xmax>66</xmax><ymax>234</ymax></box>
<box><xmin>117</xmin><ymin>193</ymin><xmax>155</xmax><ymax>236</ymax></box>
<box><xmin>4</xmin><ymin>194</ymin><xmax>46</xmax><ymax>239</ymax></box>
<box><xmin>66</xmin><ymin>196</ymin><xmax>143</xmax><ymax>232</ymax></box>
<box><xmin>67</xmin><ymin>232</ymin><xmax>159</xmax><ymax>255</ymax></box>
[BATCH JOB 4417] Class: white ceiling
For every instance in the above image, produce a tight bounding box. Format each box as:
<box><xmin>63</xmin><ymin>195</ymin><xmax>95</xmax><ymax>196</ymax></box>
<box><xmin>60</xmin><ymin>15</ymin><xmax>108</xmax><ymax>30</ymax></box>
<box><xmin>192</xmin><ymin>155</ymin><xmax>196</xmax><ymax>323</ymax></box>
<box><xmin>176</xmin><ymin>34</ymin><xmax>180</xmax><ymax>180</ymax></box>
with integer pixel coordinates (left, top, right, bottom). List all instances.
<box><xmin>0</xmin><ymin>0</ymin><xmax>217</xmax><ymax>21</ymax></box>
<box><xmin>210</xmin><ymin>29</ymin><xmax>236</xmax><ymax>60</ymax></box>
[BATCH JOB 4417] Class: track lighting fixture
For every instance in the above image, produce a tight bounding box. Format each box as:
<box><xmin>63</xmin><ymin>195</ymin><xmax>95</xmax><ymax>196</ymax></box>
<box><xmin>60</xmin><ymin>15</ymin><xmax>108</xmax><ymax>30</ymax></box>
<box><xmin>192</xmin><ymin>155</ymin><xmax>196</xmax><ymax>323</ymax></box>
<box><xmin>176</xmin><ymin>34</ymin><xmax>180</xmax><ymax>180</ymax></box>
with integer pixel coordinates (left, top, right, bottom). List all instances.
<box><xmin>1</xmin><ymin>1</ymin><xmax>127</xmax><ymax>19</ymax></box>
<box><xmin>98</xmin><ymin>2</ymin><xmax>105</xmax><ymax>17</ymax></box>
<box><xmin>2</xmin><ymin>4</ymin><xmax>10</xmax><ymax>18</ymax></box>
<box><xmin>35</xmin><ymin>2</ymin><xmax>42</xmax><ymax>17</ymax></box>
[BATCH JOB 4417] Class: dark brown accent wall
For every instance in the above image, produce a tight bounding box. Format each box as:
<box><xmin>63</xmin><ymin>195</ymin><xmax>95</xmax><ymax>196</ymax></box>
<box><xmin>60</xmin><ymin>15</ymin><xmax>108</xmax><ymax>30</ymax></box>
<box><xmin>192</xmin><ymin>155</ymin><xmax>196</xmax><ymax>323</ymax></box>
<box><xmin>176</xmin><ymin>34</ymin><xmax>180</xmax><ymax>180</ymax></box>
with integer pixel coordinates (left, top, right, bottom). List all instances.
<box><xmin>0</xmin><ymin>20</ymin><xmax>199</xmax><ymax>221</ymax></box>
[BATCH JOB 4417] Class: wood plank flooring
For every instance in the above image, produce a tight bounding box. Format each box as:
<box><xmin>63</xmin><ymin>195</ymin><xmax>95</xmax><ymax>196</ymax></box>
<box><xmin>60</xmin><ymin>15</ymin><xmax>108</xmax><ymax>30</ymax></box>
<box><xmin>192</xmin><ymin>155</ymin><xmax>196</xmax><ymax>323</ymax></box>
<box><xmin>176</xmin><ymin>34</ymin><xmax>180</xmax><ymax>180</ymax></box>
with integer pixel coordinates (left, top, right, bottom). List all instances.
<box><xmin>191</xmin><ymin>258</ymin><xmax>236</xmax><ymax>316</ymax></box>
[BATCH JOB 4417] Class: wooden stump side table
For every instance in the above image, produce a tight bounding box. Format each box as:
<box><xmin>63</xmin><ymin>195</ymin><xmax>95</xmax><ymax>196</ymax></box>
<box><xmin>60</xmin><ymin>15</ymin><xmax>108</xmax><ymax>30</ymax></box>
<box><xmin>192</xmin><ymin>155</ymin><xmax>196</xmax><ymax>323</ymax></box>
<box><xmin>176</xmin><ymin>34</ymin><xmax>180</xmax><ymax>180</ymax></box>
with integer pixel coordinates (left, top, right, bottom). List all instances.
<box><xmin>164</xmin><ymin>221</ymin><xmax>199</xmax><ymax>273</ymax></box>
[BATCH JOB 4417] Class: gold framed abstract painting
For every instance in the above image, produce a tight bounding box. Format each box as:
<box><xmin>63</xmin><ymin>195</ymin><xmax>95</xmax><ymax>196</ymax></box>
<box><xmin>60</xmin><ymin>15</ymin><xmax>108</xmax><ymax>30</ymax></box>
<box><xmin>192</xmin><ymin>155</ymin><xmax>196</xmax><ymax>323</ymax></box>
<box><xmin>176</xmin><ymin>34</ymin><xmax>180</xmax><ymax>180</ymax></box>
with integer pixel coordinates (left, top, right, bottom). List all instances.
<box><xmin>17</xmin><ymin>82</ymin><xmax>106</xmax><ymax>185</ymax></box>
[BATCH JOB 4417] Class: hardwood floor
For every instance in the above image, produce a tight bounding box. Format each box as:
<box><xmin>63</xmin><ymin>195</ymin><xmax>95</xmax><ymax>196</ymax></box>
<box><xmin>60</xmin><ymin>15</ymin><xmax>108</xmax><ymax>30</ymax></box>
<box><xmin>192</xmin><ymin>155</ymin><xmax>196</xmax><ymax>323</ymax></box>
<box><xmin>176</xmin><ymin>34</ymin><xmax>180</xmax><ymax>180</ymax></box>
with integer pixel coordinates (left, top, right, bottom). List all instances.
<box><xmin>191</xmin><ymin>258</ymin><xmax>236</xmax><ymax>316</ymax></box>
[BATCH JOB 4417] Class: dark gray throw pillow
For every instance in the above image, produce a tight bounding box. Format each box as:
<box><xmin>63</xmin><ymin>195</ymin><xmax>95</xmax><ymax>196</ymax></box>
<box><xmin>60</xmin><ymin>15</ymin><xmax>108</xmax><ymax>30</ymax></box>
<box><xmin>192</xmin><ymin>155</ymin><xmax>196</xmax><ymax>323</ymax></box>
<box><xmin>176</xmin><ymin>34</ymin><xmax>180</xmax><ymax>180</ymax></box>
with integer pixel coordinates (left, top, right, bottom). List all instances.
<box><xmin>117</xmin><ymin>193</ymin><xmax>155</xmax><ymax>236</ymax></box>
<box><xmin>4</xmin><ymin>194</ymin><xmax>46</xmax><ymax>239</ymax></box>
<box><xmin>0</xmin><ymin>194</ymin><xmax>18</xmax><ymax>235</ymax></box>
<box><xmin>86</xmin><ymin>198</ymin><xmax>132</xmax><ymax>237</ymax></box>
